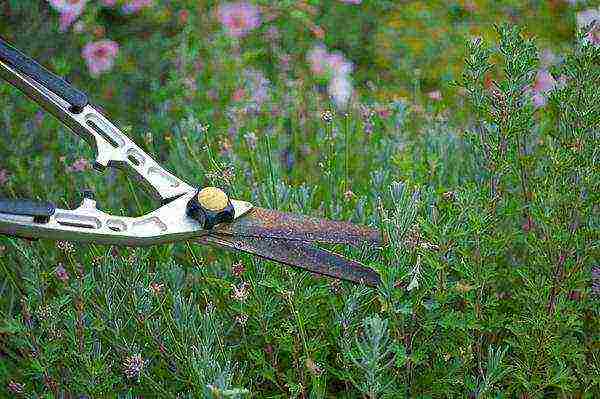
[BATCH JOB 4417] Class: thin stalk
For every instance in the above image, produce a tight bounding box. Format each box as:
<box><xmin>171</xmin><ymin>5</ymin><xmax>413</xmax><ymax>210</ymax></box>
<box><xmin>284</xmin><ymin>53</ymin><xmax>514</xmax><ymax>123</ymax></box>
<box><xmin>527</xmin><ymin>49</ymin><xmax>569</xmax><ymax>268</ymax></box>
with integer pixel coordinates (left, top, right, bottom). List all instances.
<box><xmin>264</xmin><ymin>132</ymin><xmax>278</xmax><ymax>209</ymax></box>
<box><xmin>327</xmin><ymin>119</ymin><xmax>335</xmax><ymax>210</ymax></box>
<box><xmin>344</xmin><ymin>112</ymin><xmax>350</xmax><ymax>194</ymax></box>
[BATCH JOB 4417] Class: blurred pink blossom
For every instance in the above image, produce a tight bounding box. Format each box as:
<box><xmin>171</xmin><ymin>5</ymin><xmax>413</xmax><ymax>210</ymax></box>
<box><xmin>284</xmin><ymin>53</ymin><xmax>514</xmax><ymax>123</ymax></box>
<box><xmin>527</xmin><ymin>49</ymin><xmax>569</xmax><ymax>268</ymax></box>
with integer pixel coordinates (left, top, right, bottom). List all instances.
<box><xmin>82</xmin><ymin>40</ymin><xmax>119</xmax><ymax>77</ymax></box>
<box><xmin>307</xmin><ymin>44</ymin><xmax>355</xmax><ymax>109</ymax></box>
<box><xmin>326</xmin><ymin>52</ymin><xmax>353</xmax><ymax>76</ymax></box>
<box><xmin>48</xmin><ymin>0</ymin><xmax>87</xmax><ymax>31</ymax></box>
<box><xmin>307</xmin><ymin>45</ymin><xmax>353</xmax><ymax>78</ymax></box>
<box><xmin>0</xmin><ymin>169</ymin><xmax>8</xmax><ymax>185</ymax></box>
<box><xmin>530</xmin><ymin>70</ymin><xmax>556</xmax><ymax>108</ymax></box>
<box><xmin>329</xmin><ymin>75</ymin><xmax>353</xmax><ymax>109</ymax></box>
<box><xmin>121</xmin><ymin>0</ymin><xmax>153</xmax><ymax>14</ymax></box>
<box><xmin>100</xmin><ymin>0</ymin><xmax>117</xmax><ymax>6</ymax></box>
<box><xmin>427</xmin><ymin>90</ymin><xmax>442</xmax><ymax>101</ymax></box>
<box><xmin>218</xmin><ymin>1</ymin><xmax>261</xmax><ymax>38</ymax></box>
<box><xmin>232</xmin><ymin>87</ymin><xmax>246</xmax><ymax>102</ymax></box>
<box><xmin>48</xmin><ymin>0</ymin><xmax>86</xmax><ymax>14</ymax></box>
<box><xmin>576</xmin><ymin>8</ymin><xmax>600</xmax><ymax>45</ymax></box>
<box><xmin>307</xmin><ymin>45</ymin><xmax>329</xmax><ymax>76</ymax></box>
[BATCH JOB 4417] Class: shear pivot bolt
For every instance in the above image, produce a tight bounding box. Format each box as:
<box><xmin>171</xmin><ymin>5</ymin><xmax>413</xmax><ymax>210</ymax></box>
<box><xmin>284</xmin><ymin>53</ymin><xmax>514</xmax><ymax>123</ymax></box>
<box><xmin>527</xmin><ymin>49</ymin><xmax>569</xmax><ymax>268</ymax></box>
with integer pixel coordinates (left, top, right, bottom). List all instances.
<box><xmin>187</xmin><ymin>186</ymin><xmax>235</xmax><ymax>229</ymax></box>
<box><xmin>197</xmin><ymin>187</ymin><xmax>229</xmax><ymax>211</ymax></box>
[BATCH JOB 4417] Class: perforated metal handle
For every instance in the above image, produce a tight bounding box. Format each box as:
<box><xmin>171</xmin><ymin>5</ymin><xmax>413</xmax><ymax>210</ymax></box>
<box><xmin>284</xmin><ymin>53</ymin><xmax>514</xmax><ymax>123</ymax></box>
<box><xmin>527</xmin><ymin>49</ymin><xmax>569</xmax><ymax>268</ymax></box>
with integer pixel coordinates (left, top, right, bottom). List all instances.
<box><xmin>0</xmin><ymin>37</ymin><xmax>88</xmax><ymax>112</ymax></box>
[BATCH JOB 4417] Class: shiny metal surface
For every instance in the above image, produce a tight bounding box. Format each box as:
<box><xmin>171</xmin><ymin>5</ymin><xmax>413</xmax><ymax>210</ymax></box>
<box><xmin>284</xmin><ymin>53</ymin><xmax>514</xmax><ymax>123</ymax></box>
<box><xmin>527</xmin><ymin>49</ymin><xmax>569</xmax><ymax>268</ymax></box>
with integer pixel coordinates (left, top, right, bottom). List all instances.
<box><xmin>0</xmin><ymin>193</ymin><xmax>254</xmax><ymax>246</ymax></box>
<box><xmin>0</xmin><ymin>59</ymin><xmax>192</xmax><ymax>203</ymax></box>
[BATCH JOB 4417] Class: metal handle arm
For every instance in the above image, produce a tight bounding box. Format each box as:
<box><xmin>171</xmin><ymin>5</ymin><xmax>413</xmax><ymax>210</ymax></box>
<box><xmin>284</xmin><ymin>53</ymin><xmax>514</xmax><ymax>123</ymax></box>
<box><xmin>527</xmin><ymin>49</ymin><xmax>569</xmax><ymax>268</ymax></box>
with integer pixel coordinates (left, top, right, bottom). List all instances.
<box><xmin>0</xmin><ymin>40</ymin><xmax>193</xmax><ymax>203</ymax></box>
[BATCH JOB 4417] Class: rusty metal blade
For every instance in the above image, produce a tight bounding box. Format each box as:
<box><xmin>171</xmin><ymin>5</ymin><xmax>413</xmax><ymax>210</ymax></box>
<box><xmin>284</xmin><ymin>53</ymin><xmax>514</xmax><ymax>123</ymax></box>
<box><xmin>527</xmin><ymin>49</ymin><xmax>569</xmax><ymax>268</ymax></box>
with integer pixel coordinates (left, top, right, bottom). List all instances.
<box><xmin>214</xmin><ymin>207</ymin><xmax>384</xmax><ymax>246</ymax></box>
<box><xmin>198</xmin><ymin>234</ymin><xmax>381</xmax><ymax>286</ymax></box>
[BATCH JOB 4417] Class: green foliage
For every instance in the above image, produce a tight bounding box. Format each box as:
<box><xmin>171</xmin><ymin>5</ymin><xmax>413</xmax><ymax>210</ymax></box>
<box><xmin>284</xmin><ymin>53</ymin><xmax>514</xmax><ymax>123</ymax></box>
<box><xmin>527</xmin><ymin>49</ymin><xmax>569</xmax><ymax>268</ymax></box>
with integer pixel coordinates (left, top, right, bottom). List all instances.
<box><xmin>0</xmin><ymin>1</ymin><xmax>599</xmax><ymax>397</ymax></box>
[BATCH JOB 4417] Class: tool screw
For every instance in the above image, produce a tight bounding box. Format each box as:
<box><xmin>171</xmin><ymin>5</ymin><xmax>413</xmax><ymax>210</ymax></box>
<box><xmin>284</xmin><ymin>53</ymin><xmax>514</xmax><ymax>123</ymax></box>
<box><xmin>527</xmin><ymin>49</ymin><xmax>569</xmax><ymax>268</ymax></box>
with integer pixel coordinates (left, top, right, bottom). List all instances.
<box><xmin>187</xmin><ymin>187</ymin><xmax>235</xmax><ymax>229</ymax></box>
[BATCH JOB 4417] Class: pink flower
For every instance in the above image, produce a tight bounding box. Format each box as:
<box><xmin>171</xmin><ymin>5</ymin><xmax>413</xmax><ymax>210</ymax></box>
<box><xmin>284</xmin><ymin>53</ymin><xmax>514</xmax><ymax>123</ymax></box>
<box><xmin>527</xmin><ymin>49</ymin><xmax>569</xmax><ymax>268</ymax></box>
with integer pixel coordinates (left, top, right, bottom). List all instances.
<box><xmin>82</xmin><ymin>40</ymin><xmax>119</xmax><ymax>77</ymax></box>
<box><xmin>328</xmin><ymin>75</ymin><xmax>353</xmax><ymax>109</ymax></box>
<box><xmin>48</xmin><ymin>0</ymin><xmax>86</xmax><ymax>14</ymax></box>
<box><xmin>232</xmin><ymin>87</ymin><xmax>246</xmax><ymax>102</ymax></box>
<box><xmin>121</xmin><ymin>0</ymin><xmax>153</xmax><ymax>14</ymax></box>
<box><xmin>100</xmin><ymin>0</ymin><xmax>117</xmax><ymax>6</ymax></box>
<box><xmin>218</xmin><ymin>1</ymin><xmax>261</xmax><ymax>38</ymax></box>
<box><xmin>530</xmin><ymin>70</ymin><xmax>556</xmax><ymax>108</ymax></box>
<box><xmin>48</xmin><ymin>0</ymin><xmax>87</xmax><ymax>31</ymax></box>
<box><xmin>0</xmin><ymin>169</ymin><xmax>8</xmax><ymax>185</ymax></box>
<box><xmin>307</xmin><ymin>45</ymin><xmax>330</xmax><ymax>76</ymax></box>
<box><xmin>326</xmin><ymin>52</ymin><xmax>353</xmax><ymax>76</ymax></box>
<box><xmin>67</xmin><ymin>157</ymin><xmax>90</xmax><ymax>172</ymax></box>
<box><xmin>307</xmin><ymin>45</ymin><xmax>353</xmax><ymax>78</ymax></box>
<box><xmin>427</xmin><ymin>90</ymin><xmax>442</xmax><ymax>101</ymax></box>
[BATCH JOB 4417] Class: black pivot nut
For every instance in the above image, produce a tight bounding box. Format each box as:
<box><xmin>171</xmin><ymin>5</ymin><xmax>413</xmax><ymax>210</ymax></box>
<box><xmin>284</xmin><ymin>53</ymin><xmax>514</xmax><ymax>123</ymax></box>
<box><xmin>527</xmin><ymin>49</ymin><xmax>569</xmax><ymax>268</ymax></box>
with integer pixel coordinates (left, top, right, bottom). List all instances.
<box><xmin>186</xmin><ymin>187</ymin><xmax>235</xmax><ymax>230</ymax></box>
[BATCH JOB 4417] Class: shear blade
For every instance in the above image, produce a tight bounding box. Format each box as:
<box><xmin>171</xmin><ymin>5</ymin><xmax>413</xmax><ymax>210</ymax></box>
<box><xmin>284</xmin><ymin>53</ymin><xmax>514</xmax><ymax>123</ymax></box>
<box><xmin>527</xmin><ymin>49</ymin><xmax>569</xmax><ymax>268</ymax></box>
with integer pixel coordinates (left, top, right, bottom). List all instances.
<box><xmin>215</xmin><ymin>207</ymin><xmax>384</xmax><ymax>247</ymax></box>
<box><xmin>198</xmin><ymin>234</ymin><xmax>381</xmax><ymax>286</ymax></box>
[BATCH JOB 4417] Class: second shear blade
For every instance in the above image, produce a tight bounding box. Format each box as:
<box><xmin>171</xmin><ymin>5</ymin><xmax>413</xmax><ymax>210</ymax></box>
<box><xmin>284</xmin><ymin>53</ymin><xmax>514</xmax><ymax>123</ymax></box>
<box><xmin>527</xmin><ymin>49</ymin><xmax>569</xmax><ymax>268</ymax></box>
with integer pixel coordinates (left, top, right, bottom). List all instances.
<box><xmin>199</xmin><ymin>234</ymin><xmax>381</xmax><ymax>286</ymax></box>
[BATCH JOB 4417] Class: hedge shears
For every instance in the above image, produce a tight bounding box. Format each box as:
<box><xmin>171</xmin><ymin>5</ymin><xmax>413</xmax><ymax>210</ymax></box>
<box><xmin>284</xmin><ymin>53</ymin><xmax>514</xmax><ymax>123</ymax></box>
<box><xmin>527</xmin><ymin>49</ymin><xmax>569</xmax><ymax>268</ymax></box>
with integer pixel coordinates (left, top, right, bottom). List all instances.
<box><xmin>0</xmin><ymin>38</ymin><xmax>382</xmax><ymax>286</ymax></box>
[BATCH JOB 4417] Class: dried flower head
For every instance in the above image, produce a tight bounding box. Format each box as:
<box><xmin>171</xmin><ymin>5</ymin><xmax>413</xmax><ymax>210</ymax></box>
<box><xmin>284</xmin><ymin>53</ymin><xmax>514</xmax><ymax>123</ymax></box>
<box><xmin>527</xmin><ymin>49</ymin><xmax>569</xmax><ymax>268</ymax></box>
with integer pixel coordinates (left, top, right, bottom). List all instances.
<box><xmin>442</xmin><ymin>191</ymin><xmax>456</xmax><ymax>201</ymax></box>
<box><xmin>149</xmin><ymin>282</ymin><xmax>164</xmax><ymax>295</ymax></box>
<box><xmin>235</xmin><ymin>313</ymin><xmax>249</xmax><ymax>326</ymax></box>
<box><xmin>343</xmin><ymin>190</ymin><xmax>355</xmax><ymax>201</ymax></box>
<box><xmin>56</xmin><ymin>240</ymin><xmax>76</xmax><ymax>253</ymax></box>
<box><xmin>321</xmin><ymin>110</ymin><xmax>334</xmax><ymax>123</ymax></box>
<box><xmin>231</xmin><ymin>262</ymin><xmax>246</xmax><ymax>277</ymax></box>
<box><xmin>232</xmin><ymin>282</ymin><xmax>250</xmax><ymax>302</ymax></box>
<box><xmin>244</xmin><ymin>131</ymin><xmax>258</xmax><ymax>149</ymax></box>
<box><xmin>123</xmin><ymin>353</ymin><xmax>146</xmax><ymax>380</ymax></box>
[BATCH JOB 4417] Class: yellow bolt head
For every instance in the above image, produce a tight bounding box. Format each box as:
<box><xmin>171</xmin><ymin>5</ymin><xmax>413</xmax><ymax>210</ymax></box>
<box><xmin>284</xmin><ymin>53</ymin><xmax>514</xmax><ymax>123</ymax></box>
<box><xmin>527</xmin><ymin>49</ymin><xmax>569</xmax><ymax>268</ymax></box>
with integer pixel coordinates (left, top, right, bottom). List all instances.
<box><xmin>197</xmin><ymin>187</ymin><xmax>229</xmax><ymax>211</ymax></box>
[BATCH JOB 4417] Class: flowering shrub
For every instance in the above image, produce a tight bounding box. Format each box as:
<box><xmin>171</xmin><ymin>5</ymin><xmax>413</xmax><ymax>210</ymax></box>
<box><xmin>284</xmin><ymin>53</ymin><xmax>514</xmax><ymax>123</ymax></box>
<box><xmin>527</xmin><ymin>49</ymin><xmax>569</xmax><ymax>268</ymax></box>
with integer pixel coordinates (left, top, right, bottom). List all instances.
<box><xmin>0</xmin><ymin>1</ymin><xmax>599</xmax><ymax>397</ymax></box>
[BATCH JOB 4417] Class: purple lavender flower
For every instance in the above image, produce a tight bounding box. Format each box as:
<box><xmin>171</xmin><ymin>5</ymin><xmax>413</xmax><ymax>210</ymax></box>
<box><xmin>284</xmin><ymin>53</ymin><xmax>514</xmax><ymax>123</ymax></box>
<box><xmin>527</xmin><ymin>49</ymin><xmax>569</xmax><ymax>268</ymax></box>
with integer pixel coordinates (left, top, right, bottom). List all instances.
<box><xmin>218</xmin><ymin>2</ymin><xmax>261</xmax><ymax>38</ymax></box>
<box><xmin>67</xmin><ymin>157</ymin><xmax>91</xmax><ymax>173</ymax></box>
<box><xmin>0</xmin><ymin>169</ymin><xmax>8</xmax><ymax>185</ymax></box>
<box><xmin>7</xmin><ymin>381</ymin><xmax>24</xmax><ymax>394</ymax></box>
<box><xmin>121</xmin><ymin>0</ymin><xmax>153</xmax><ymax>15</ymax></box>
<box><xmin>592</xmin><ymin>266</ymin><xmax>600</xmax><ymax>297</ymax></box>
<box><xmin>123</xmin><ymin>353</ymin><xmax>146</xmax><ymax>379</ymax></box>
<box><xmin>55</xmin><ymin>264</ymin><xmax>69</xmax><ymax>283</ymax></box>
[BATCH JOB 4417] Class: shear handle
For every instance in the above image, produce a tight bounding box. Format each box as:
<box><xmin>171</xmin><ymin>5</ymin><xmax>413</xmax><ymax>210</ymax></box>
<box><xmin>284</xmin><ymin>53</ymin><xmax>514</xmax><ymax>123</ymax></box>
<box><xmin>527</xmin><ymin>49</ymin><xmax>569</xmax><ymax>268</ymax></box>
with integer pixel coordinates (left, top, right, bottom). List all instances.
<box><xmin>0</xmin><ymin>37</ymin><xmax>88</xmax><ymax>112</ymax></box>
<box><xmin>0</xmin><ymin>198</ymin><xmax>56</xmax><ymax>223</ymax></box>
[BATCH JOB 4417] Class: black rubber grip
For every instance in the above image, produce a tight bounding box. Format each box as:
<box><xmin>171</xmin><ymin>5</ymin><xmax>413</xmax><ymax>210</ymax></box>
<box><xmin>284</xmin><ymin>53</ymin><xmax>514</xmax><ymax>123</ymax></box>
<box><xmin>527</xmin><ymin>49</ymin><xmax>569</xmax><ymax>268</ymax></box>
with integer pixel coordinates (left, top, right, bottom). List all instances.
<box><xmin>0</xmin><ymin>37</ymin><xmax>88</xmax><ymax>113</ymax></box>
<box><xmin>0</xmin><ymin>199</ymin><xmax>56</xmax><ymax>223</ymax></box>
